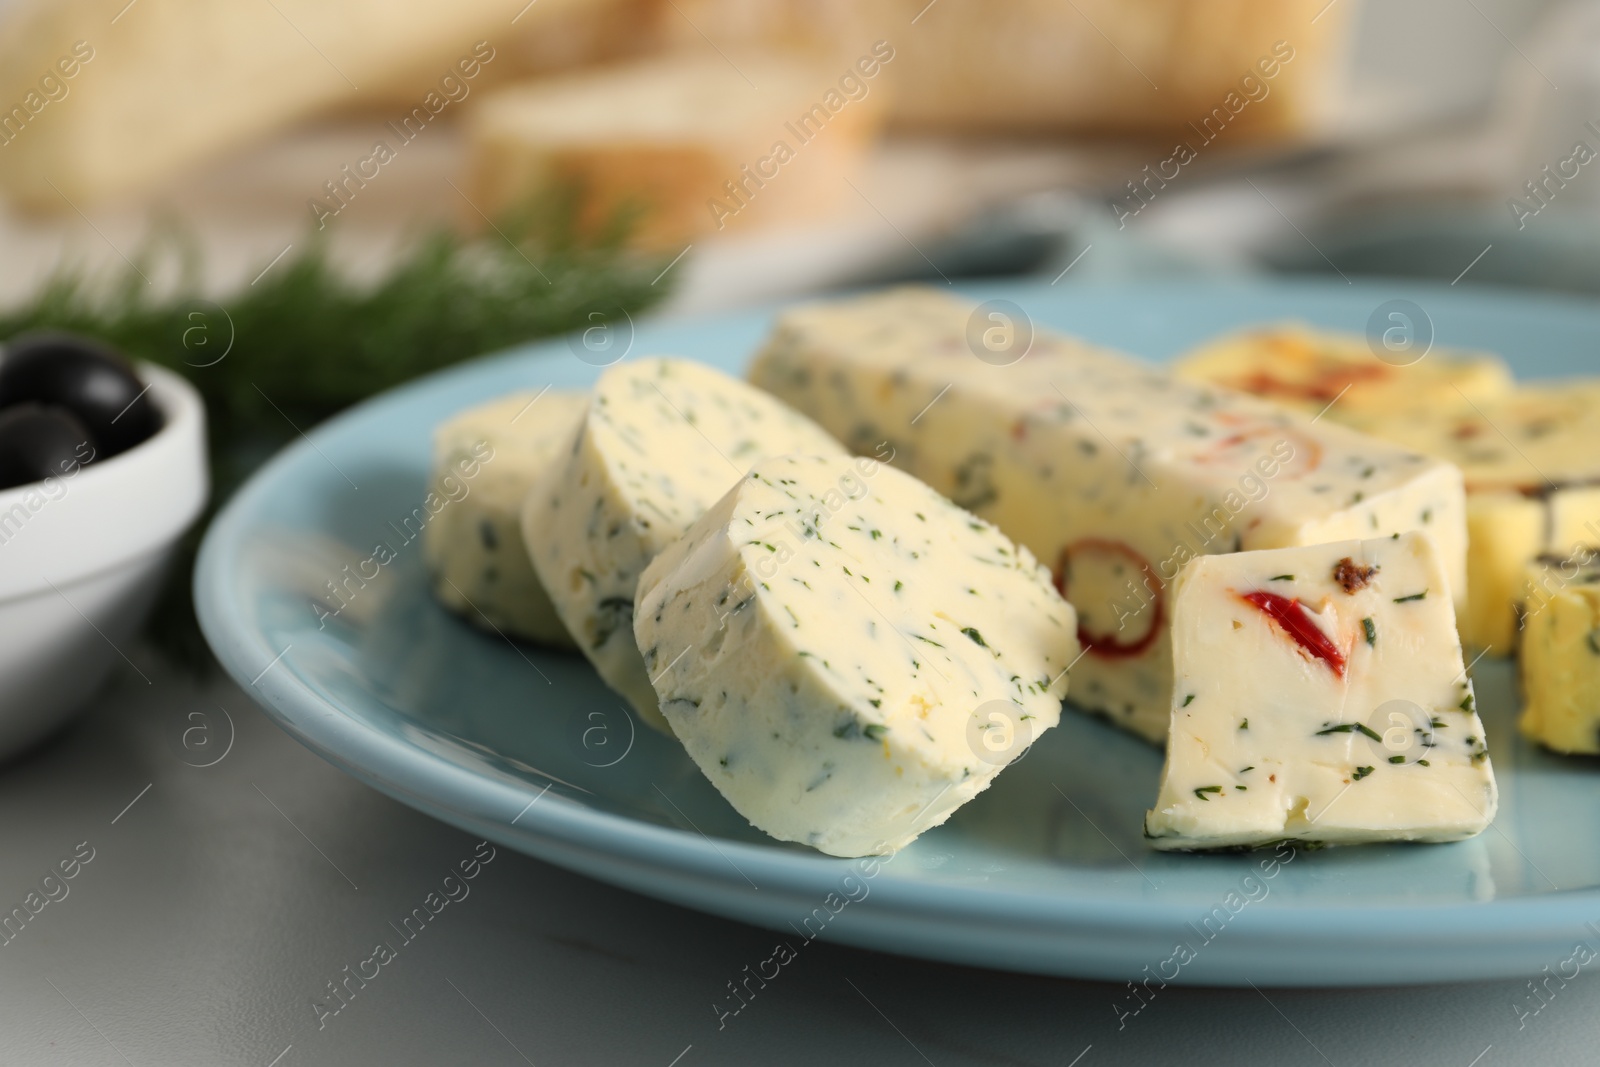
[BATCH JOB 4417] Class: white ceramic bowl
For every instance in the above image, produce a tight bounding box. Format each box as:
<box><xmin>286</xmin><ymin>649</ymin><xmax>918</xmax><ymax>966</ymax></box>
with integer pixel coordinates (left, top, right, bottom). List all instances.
<box><xmin>0</xmin><ymin>363</ymin><xmax>207</xmax><ymax>758</ymax></box>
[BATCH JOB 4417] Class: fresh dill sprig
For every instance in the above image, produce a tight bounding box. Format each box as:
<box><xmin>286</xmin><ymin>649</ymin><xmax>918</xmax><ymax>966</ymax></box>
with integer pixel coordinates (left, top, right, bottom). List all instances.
<box><xmin>0</xmin><ymin>192</ymin><xmax>675</xmax><ymax>666</ymax></box>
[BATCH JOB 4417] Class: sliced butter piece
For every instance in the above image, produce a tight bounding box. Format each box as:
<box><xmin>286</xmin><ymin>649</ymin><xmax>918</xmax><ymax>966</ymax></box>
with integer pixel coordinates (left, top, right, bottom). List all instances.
<box><xmin>634</xmin><ymin>453</ymin><xmax>1079</xmax><ymax>857</ymax></box>
<box><xmin>422</xmin><ymin>390</ymin><xmax>587</xmax><ymax>648</ymax></box>
<box><xmin>749</xmin><ymin>287</ymin><xmax>1468</xmax><ymax>744</ymax></box>
<box><xmin>1146</xmin><ymin>532</ymin><xmax>1497</xmax><ymax>850</ymax></box>
<box><xmin>1518</xmin><ymin>553</ymin><xmax>1600</xmax><ymax>755</ymax></box>
<box><xmin>522</xmin><ymin>357</ymin><xmax>845</xmax><ymax>731</ymax></box>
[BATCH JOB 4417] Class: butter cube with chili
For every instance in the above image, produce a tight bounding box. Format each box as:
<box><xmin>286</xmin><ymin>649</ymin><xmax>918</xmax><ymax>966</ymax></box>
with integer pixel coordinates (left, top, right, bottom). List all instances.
<box><xmin>1145</xmin><ymin>533</ymin><xmax>1497</xmax><ymax>850</ymax></box>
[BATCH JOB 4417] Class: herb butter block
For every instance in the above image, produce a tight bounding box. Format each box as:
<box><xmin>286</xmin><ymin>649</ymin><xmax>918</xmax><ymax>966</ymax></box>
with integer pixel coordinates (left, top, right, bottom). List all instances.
<box><xmin>1145</xmin><ymin>533</ymin><xmax>1497</xmax><ymax>850</ymax></box>
<box><xmin>423</xmin><ymin>390</ymin><xmax>587</xmax><ymax>648</ymax></box>
<box><xmin>1172</xmin><ymin>324</ymin><xmax>1511</xmax><ymax>420</ymax></box>
<box><xmin>634</xmin><ymin>454</ymin><xmax>1080</xmax><ymax>857</ymax></box>
<box><xmin>1185</xmin><ymin>334</ymin><xmax>1600</xmax><ymax>656</ymax></box>
<box><xmin>1517</xmin><ymin>553</ymin><xmax>1600</xmax><ymax>755</ymax></box>
<box><xmin>522</xmin><ymin>358</ymin><xmax>846</xmax><ymax>731</ymax></box>
<box><xmin>1335</xmin><ymin>382</ymin><xmax>1600</xmax><ymax>655</ymax></box>
<box><xmin>749</xmin><ymin>287</ymin><xmax>1467</xmax><ymax>744</ymax></box>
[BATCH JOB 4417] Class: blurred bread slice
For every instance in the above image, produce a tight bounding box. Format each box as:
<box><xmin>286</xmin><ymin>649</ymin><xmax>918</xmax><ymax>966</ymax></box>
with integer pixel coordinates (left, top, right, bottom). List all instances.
<box><xmin>464</xmin><ymin>51</ymin><xmax>889</xmax><ymax>249</ymax></box>
<box><xmin>492</xmin><ymin>0</ymin><xmax>667</xmax><ymax>81</ymax></box>
<box><xmin>663</xmin><ymin>0</ymin><xmax>1353</xmax><ymax>139</ymax></box>
<box><xmin>0</xmin><ymin>0</ymin><xmax>596</xmax><ymax>210</ymax></box>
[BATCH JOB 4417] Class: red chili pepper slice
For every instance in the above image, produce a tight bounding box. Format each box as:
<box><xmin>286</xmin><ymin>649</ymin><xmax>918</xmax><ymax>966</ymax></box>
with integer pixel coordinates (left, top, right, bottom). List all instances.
<box><xmin>1054</xmin><ymin>538</ymin><xmax>1164</xmax><ymax>660</ymax></box>
<box><xmin>1233</xmin><ymin>362</ymin><xmax>1391</xmax><ymax>404</ymax></box>
<box><xmin>1240</xmin><ymin>590</ymin><xmax>1346</xmax><ymax>677</ymax></box>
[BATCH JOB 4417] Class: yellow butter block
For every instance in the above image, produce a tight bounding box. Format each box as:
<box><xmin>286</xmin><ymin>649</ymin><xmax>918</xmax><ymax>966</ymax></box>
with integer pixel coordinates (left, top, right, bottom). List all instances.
<box><xmin>1464</xmin><ymin>493</ymin><xmax>1547</xmax><ymax>653</ymax></box>
<box><xmin>1173</xmin><ymin>324</ymin><xmax>1512</xmax><ymax>419</ymax></box>
<box><xmin>1341</xmin><ymin>383</ymin><xmax>1600</xmax><ymax>655</ymax></box>
<box><xmin>1518</xmin><ymin>553</ymin><xmax>1600</xmax><ymax>755</ymax></box>
<box><xmin>1181</xmin><ymin>325</ymin><xmax>1600</xmax><ymax>658</ymax></box>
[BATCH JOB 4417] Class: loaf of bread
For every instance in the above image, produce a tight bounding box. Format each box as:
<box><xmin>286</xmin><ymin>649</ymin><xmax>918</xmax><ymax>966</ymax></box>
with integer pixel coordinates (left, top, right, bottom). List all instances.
<box><xmin>661</xmin><ymin>0</ymin><xmax>1351</xmax><ymax>138</ymax></box>
<box><xmin>0</xmin><ymin>0</ymin><xmax>597</xmax><ymax>210</ymax></box>
<box><xmin>344</xmin><ymin>0</ymin><xmax>661</xmax><ymax>113</ymax></box>
<box><xmin>464</xmin><ymin>51</ymin><xmax>889</xmax><ymax>248</ymax></box>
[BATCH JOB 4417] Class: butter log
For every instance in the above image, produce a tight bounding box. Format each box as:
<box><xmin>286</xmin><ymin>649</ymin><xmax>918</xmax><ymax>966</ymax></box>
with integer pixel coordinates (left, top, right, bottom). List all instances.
<box><xmin>748</xmin><ymin>288</ymin><xmax>1468</xmax><ymax>744</ymax></box>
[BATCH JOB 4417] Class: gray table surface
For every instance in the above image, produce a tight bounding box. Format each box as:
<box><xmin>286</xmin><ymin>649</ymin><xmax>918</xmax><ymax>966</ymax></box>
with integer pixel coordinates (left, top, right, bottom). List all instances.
<box><xmin>0</xmin><ymin>654</ymin><xmax>1587</xmax><ymax>1067</ymax></box>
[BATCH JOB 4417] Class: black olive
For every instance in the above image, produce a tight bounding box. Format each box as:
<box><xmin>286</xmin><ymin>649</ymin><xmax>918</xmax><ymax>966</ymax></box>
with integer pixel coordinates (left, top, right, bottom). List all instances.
<box><xmin>0</xmin><ymin>332</ymin><xmax>161</xmax><ymax>458</ymax></box>
<box><xmin>0</xmin><ymin>404</ymin><xmax>96</xmax><ymax>490</ymax></box>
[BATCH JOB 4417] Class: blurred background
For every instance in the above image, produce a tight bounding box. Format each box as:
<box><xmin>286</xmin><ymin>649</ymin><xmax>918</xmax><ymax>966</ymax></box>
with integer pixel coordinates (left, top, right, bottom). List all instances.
<box><xmin>3</xmin><ymin>0</ymin><xmax>1597</xmax><ymax>320</ymax></box>
<box><xmin>2</xmin><ymin>7</ymin><xmax>1599</xmax><ymax>1061</ymax></box>
<box><xmin>4</xmin><ymin>0</ymin><xmax>1597</xmax><ymax>633</ymax></box>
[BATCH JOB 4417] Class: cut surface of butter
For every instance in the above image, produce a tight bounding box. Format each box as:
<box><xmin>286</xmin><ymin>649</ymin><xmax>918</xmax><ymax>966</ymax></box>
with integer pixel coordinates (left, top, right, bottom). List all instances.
<box><xmin>1146</xmin><ymin>533</ymin><xmax>1497</xmax><ymax>851</ymax></box>
<box><xmin>423</xmin><ymin>390</ymin><xmax>587</xmax><ymax>648</ymax></box>
<box><xmin>635</xmin><ymin>453</ymin><xmax>1079</xmax><ymax>857</ymax></box>
<box><xmin>522</xmin><ymin>357</ymin><xmax>845</xmax><ymax>731</ymax></box>
<box><xmin>1518</xmin><ymin>552</ymin><xmax>1600</xmax><ymax>755</ymax></box>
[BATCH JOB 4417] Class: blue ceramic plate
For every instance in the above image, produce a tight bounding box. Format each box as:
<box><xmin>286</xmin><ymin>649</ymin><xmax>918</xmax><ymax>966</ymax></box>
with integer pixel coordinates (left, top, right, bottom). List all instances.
<box><xmin>196</xmin><ymin>279</ymin><xmax>1600</xmax><ymax>987</ymax></box>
